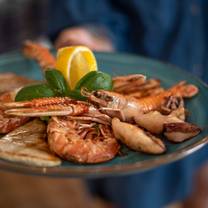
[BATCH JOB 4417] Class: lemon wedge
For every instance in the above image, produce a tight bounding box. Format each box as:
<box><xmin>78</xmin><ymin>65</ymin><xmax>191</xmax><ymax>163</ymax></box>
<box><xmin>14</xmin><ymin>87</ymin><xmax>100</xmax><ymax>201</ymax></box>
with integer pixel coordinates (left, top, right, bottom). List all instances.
<box><xmin>56</xmin><ymin>46</ymin><xmax>97</xmax><ymax>89</ymax></box>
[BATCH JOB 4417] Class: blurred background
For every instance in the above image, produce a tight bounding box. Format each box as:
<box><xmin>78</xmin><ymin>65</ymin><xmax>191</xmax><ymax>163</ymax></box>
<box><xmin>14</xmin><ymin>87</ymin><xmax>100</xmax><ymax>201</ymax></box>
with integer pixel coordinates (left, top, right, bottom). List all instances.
<box><xmin>0</xmin><ymin>0</ymin><xmax>48</xmax><ymax>53</ymax></box>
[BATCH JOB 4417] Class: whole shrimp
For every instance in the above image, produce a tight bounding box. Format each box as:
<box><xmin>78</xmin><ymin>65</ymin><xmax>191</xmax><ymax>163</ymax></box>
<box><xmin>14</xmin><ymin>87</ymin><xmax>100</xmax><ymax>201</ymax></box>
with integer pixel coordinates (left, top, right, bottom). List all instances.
<box><xmin>23</xmin><ymin>40</ymin><xmax>56</xmax><ymax>70</ymax></box>
<box><xmin>85</xmin><ymin>81</ymin><xmax>198</xmax><ymax>122</ymax></box>
<box><xmin>47</xmin><ymin>116</ymin><xmax>120</xmax><ymax>163</ymax></box>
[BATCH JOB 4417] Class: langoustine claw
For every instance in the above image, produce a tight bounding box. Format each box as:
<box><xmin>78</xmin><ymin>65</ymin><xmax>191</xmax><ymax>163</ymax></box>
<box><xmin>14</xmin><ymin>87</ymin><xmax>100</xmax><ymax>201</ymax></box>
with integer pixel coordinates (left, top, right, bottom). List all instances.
<box><xmin>134</xmin><ymin>107</ymin><xmax>201</xmax><ymax>142</ymax></box>
<box><xmin>3</xmin><ymin>97</ymin><xmax>89</xmax><ymax>117</ymax></box>
<box><xmin>47</xmin><ymin>116</ymin><xmax>120</xmax><ymax>163</ymax></box>
<box><xmin>112</xmin><ymin>118</ymin><xmax>166</xmax><ymax>154</ymax></box>
<box><xmin>134</xmin><ymin>107</ymin><xmax>185</xmax><ymax>134</ymax></box>
<box><xmin>164</xmin><ymin>122</ymin><xmax>201</xmax><ymax>142</ymax></box>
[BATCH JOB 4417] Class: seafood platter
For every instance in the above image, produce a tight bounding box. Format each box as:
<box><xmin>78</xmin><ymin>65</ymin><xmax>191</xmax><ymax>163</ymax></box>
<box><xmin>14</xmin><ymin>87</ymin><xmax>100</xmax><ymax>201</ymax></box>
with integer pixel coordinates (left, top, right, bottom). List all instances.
<box><xmin>0</xmin><ymin>41</ymin><xmax>207</xmax><ymax>177</ymax></box>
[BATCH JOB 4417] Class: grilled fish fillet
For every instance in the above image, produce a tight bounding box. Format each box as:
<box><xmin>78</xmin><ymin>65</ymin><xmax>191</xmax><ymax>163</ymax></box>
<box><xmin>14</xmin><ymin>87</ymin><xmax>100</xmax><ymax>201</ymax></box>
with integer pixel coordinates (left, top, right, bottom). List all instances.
<box><xmin>0</xmin><ymin>119</ymin><xmax>61</xmax><ymax>167</ymax></box>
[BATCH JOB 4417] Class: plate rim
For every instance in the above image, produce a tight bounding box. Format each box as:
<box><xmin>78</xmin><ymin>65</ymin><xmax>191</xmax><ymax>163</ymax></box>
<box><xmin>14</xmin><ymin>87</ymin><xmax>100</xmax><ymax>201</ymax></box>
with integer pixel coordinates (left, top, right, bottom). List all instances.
<box><xmin>0</xmin><ymin>136</ymin><xmax>207</xmax><ymax>178</ymax></box>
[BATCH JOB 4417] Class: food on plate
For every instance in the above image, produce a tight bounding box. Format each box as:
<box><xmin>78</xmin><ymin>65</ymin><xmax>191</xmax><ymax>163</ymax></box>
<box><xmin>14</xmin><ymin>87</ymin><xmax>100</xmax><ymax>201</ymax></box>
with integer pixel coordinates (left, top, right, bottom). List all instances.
<box><xmin>0</xmin><ymin>119</ymin><xmax>61</xmax><ymax>167</ymax></box>
<box><xmin>23</xmin><ymin>40</ymin><xmax>56</xmax><ymax>70</ymax></box>
<box><xmin>4</xmin><ymin>97</ymin><xmax>89</xmax><ymax>117</ymax></box>
<box><xmin>84</xmin><ymin>81</ymin><xmax>197</xmax><ymax>123</ymax></box>
<box><xmin>48</xmin><ymin>116</ymin><xmax>119</xmax><ymax>163</ymax></box>
<box><xmin>56</xmin><ymin>45</ymin><xmax>97</xmax><ymax>89</ymax></box>
<box><xmin>164</xmin><ymin>122</ymin><xmax>201</xmax><ymax>142</ymax></box>
<box><xmin>0</xmin><ymin>73</ymin><xmax>35</xmax><ymax>93</ymax></box>
<box><xmin>0</xmin><ymin>88</ymin><xmax>30</xmax><ymax>134</ymax></box>
<box><xmin>112</xmin><ymin>118</ymin><xmax>165</xmax><ymax>154</ymax></box>
<box><xmin>113</xmin><ymin>75</ymin><xmax>164</xmax><ymax>98</ymax></box>
<box><xmin>0</xmin><ymin>41</ymin><xmax>201</xmax><ymax>167</ymax></box>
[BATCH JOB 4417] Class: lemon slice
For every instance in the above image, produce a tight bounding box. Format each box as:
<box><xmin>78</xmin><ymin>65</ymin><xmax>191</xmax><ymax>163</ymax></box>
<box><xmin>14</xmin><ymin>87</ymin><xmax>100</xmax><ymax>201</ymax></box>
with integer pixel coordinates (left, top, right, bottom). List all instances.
<box><xmin>56</xmin><ymin>46</ymin><xmax>97</xmax><ymax>89</ymax></box>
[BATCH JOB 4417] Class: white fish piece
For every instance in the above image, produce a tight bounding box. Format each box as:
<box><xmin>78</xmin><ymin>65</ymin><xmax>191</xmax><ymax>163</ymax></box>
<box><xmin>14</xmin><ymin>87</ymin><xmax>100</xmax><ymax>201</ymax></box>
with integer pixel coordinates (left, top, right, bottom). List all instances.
<box><xmin>112</xmin><ymin>118</ymin><xmax>166</xmax><ymax>154</ymax></box>
<box><xmin>0</xmin><ymin>119</ymin><xmax>61</xmax><ymax>167</ymax></box>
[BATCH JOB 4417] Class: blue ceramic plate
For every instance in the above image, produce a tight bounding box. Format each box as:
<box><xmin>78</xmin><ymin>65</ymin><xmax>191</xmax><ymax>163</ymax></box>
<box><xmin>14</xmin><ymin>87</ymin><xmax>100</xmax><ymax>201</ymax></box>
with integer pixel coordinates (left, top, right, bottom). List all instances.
<box><xmin>0</xmin><ymin>51</ymin><xmax>207</xmax><ymax>178</ymax></box>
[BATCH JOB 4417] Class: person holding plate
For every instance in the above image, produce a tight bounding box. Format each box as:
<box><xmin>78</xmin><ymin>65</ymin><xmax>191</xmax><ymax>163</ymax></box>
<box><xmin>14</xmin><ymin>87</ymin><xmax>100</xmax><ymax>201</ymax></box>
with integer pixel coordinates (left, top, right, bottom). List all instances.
<box><xmin>48</xmin><ymin>1</ymin><xmax>208</xmax><ymax>207</ymax></box>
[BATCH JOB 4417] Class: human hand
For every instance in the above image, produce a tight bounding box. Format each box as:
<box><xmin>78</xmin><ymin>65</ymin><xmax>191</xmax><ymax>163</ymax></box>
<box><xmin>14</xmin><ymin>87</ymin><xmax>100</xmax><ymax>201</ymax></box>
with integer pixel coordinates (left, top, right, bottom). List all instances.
<box><xmin>55</xmin><ymin>27</ymin><xmax>114</xmax><ymax>52</ymax></box>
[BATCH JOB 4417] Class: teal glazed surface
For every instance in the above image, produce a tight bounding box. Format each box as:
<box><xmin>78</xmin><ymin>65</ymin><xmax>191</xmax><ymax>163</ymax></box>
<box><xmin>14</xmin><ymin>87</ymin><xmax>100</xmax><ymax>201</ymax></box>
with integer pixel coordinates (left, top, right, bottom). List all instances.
<box><xmin>0</xmin><ymin>51</ymin><xmax>207</xmax><ymax>178</ymax></box>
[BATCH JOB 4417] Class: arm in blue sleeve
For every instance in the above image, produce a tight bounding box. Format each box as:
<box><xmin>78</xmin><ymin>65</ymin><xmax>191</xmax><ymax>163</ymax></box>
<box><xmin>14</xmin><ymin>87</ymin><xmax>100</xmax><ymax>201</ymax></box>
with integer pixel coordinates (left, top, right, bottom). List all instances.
<box><xmin>47</xmin><ymin>0</ymin><xmax>130</xmax><ymax>51</ymax></box>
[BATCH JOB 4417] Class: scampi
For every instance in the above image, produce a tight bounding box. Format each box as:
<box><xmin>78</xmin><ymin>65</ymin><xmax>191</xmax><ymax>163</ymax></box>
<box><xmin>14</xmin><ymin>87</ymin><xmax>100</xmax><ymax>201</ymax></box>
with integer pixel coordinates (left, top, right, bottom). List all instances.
<box><xmin>48</xmin><ymin>116</ymin><xmax>119</xmax><ymax>163</ymax></box>
<box><xmin>85</xmin><ymin>81</ymin><xmax>198</xmax><ymax>122</ymax></box>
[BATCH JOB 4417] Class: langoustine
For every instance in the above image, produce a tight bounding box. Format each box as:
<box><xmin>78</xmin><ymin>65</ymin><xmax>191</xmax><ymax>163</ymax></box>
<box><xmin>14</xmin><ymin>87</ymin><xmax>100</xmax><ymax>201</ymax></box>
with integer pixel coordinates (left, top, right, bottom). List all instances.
<box><xmin>23</xmin><ymin>40</ymin><xmax>56</xmax><ymax>70</ymax></box>
<box><xmin>113</xmin><ymin>75</ymin><xmax>164</xmax><ymax>98</ymax></box>
<box><xmin>2</xmin><ymin>96</ymin><xmax>118</xmax><ymax>163</ymax></box>
<box><xmin>47</xmin><ymin>116</ymin><xmax>119</xmax><ymax>163</ymax></box>
<box><xmin>85</xmin><ymin>81</ymin><xmax>198</xmax><ymax>122</ymax></box>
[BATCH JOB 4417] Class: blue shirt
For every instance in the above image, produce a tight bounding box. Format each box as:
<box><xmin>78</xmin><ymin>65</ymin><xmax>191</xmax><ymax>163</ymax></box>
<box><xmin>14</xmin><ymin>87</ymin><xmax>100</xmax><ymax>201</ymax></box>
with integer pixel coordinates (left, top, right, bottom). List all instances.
<box><xmin>48</xmin><ymin>1</ymin><xmax>208</xmax><ymax>207</ymax></box>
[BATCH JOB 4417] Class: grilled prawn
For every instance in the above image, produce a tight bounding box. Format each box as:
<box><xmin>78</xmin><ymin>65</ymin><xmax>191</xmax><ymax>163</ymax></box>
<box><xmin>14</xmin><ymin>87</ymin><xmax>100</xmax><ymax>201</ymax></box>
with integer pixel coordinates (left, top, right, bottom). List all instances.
<box><xmin>23</xmin><ymin>40</ymin><xmax>56</xmax><ymax>70</ymax></box>
<box><xmin>47</xmin><ymin>116</ymin><xmax>119</xmax><ymax>163</ymax></box>
<box><xmin>85</xmin><ymin>82</ymin><xmax>198</xmax><ymax>122</ymax></box>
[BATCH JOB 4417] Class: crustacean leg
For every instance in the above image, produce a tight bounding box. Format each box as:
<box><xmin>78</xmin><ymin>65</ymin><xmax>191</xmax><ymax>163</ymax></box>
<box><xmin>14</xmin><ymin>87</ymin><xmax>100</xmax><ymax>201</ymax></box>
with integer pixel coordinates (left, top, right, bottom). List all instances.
<box><xmin>68</xmin><ymin>105</ymin><xmax>112</xmax><ymax>125</ymax></box>
<box><xmin>112</xmin><ymin>118</ymin><xmax>166</xmax><ymax>154</ymax></box>
<box><xmin>3</xmin><ymin>97</ymin><xmax>89</xmax><ymax>117</ymax></box>
<box><xmin>160</xmin><ymin>96</ymin><xmax>184</xmax><ymax>115</ymax></box>
<box><xmin>47</xmin><ymin>116</ymin><xmax>120</xmax><ymax>163</ymax></box>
